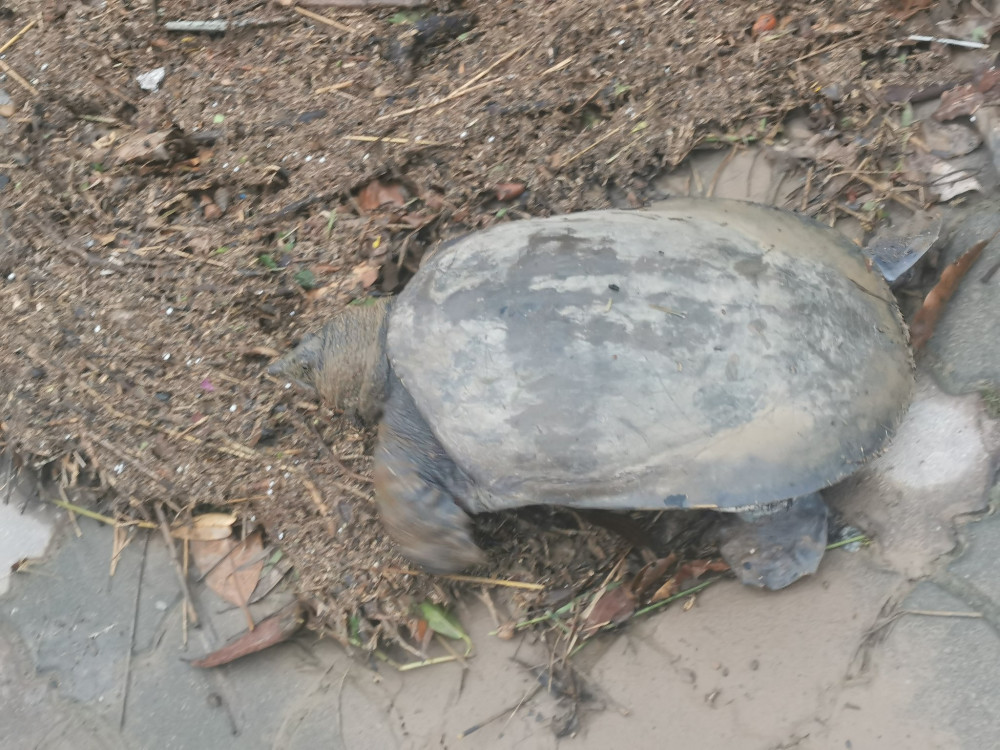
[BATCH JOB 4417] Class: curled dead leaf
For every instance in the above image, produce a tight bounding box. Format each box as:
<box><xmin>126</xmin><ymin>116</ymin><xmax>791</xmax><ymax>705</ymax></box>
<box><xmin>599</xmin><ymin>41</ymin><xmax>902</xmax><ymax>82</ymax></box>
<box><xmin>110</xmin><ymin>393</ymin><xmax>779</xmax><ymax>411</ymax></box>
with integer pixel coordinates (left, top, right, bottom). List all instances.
<box><xmin>581</xmin><ymin>585</ymin><xmax>636</xmax><ymax>637</ymax></box>
<box><xmin>356</xmin><ymin>179</ymin><xmax>408</xmax><ymax>213</ymax></box>
<box><xmin>752</xmin><ymin>13</ymin><xmax>778</xmax><ymax>36</ymax></box>
<box><xmin>170</xmin><ymin>512</ymin><xmax>237</xmax><ymax>541</ymax></box>
<box><xmin>910</xmin><ymin>229</ymin><xmax>998</xmax><ymax>351</ymax></box>
<box><xmin>495</xmin><ymin>182</ymin><xmax>526</xmax><ymax>201</ymax></box>
<box><xmin>244</xmin><ymin>345</ymin><xmax>283</xmax><ymax>359</ymax></box>
<box><xmin>351</xmin><ymin>261</ymin><xmax>381</xmax><ymax>288</ymax></box>
<box><xmin>933</xmin><ymin>84</ymin><xmax>984</xmax><ymax>122</ymax></box>
<box><xmin>651</xmin><ymin>558</ymin><xmax>729</xmax><ymax>603</ymax></box>
<box><xmin>630</xmin><ymin>553</ymin><xmax>677</xmax><ymax>598</ymax></box>
<box><xmin>203</xmin><ymin>528</ymin><xmax>267</xmax><ymax>610</ymax></box>
<box><xmin>191</xmin><ymin>601</ymin><xmax>306</xmax><ymax>668</ymax></box>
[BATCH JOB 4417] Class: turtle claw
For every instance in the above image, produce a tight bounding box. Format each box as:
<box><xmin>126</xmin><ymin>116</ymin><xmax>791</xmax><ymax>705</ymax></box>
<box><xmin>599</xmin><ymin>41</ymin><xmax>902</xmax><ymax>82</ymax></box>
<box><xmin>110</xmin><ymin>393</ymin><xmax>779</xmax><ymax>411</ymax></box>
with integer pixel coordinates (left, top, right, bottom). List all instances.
<box><xmin>716</xmin><ymin>493</ymin><xmax>829</xmax><ymax>590</ymax></box>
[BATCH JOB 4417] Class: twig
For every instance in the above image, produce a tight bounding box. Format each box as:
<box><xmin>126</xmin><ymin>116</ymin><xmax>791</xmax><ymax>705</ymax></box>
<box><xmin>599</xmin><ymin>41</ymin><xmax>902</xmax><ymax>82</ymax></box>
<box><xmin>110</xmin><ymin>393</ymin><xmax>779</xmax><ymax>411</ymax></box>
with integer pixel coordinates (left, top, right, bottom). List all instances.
<box><xmin>851</xmin><ymin>173</ymin><xmax>922</xmax><ymax>212</ymax></box>
<box><xmin>396</xmin><ymin>654</ymin><xmax>461</xmax><ymax>671</ymax></box>
<box><xmin>164</xmin><ymin>19</ymin><xmax>293</xmax><ymax>33</ymax></box>
<box><xmin>375</xmin><ymin>78</ymin><xmax>501</xmax><ymax>122</ymax></box>
<box><xmin>0</xmin><ymin>19</ymin><xmax>36</xmax><ymax>56</ymax></box>
<box><xmin>439</xmin><ymin>573</ymin><xmax>544</xmax><ymax>590</ymax></box>
<box><xmin>375</xmin><ymin>44</ymin><xmax>525</xmax><ymax>122</ymax></box>
<box><xmin>791</xmin><ymin>37</ymin><xmax>856</xmax><ymax>64</ymax></box>
<box><xmin>459</xmin><ymin>684</ymin><xmax>543</xmax><ymax>738</ymax></box>
<box><xmin>154</xmin><ymin>503</ymin><xmax>200</xmax><ymax>631</ymax></box>
<box><xmin>903</xmin><ymin>609</ymin><xmax>983</xmax><ymax>618</ymax></box>
<box><xmin>57</xmin><ymin>486</ymin><xmax>84</xmax><ymax>537</ymax></box>
<box><xmin>315</xmin><ymin>80</ymin><xmax>354</xmax><ymax>94</ymax></box>
<box><xmin>78</xmin><ymin>114</ymin><xmax>123</xmax><ymax>125</ymax></box>
<box><xmin>800</xmin><ymin>165</ymin><xmax>814</xmax><ymax>213</ymax></box>
<box><xmin>451</xmin><ymin>45</ymin><xmax>525</xmax><ymax>98</ymax></box>
<box><xmin>390</xmin><ymin>568</ymin><xmax>545</xmax><ymax>590</ymax></box>
<box><xmin>119</xmin><ymin>533</ymin><xmax>149</xmax><ymax>729</ymax></box>
<box><xmin>980</xmin><ymin>258</ymin><xmax>1000</xmax><ymax>283</ymax></box>
<box><xmin>908</xmin><ymin>34</ymin><xmax>988</xmax><ymax>50</ymax></box>
<box><xmin>343</xmin><ymin>134</ymin><xmax>453</xmax><ymax>147</ymax></box>
<box><xmin>292</xmin><ymin>6</ymin><xmax>355</xmax><ymax>34</ymax></box>
<box><xmin>605</xmin><ymin>131</ymin><xmax>649</xmax><ymax>165</ymax></box>
<box><xmin>826</xmin><ymin>533</ymin><xmax>870</xmax><ymax>550</ymax></box>
<box><xmin>631</xmin><ymin>576</ymin><xmax>722</xmax><ymax>618</ymax></box>
<box><xmin>295</xmin><ymin>413</ymin><xmax>371</xmax><ymax>484</ymax></box>
<box><xmin>867</xmin><ymin>607</ymin><xmax>984</xmax><ymax>639</ymax></box>
<box><xmin>336</xmin><ymin>667</ymin><xmax>350</xmax><ymax>750</ymax></box>
<box><xmin>50</xmin><ymin>496</ymin><xmax>156</xmax><ymax>529</ymax></box>
<box><xmin>649</xmin><ymin>303</ymin><xmax>686</xmax><ymax>318</ymax></box>
<box><xmin>295</xmin><ymin>0</ymin><xmax>424</xmax><ymax>6</ymax></box>
<box><xmin>707</xmin><ymin>145</ymin><xmax>738</xmax><ymax>198</ymax></box>
<box><xmin>0</xmin><ymin>60</ymin><xmax>39</xmax><ymax>97</ymax></box>
<box><xmin>540</xmin><ymin>56</ymin><xmax>574</xmax><ymax>77</ymax></box>
<box><xmin>564</xmin><ymin>103</ymin><xmax>654</xmax><ymax>166</ymax></box>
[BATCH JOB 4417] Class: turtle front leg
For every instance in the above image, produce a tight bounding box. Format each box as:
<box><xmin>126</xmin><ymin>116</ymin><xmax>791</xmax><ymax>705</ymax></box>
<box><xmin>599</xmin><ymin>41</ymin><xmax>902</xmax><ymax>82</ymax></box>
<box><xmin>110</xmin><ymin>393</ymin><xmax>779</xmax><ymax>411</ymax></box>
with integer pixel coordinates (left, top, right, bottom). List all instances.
<box><xmin>373</xmin><ymin>375</ymin><xmax>485</xmax><ymax>574</ymax></box>
<box><xmin>716</xmin><ymin>493</ymin><xmax>829</xmax><ymax>590</ymax></box>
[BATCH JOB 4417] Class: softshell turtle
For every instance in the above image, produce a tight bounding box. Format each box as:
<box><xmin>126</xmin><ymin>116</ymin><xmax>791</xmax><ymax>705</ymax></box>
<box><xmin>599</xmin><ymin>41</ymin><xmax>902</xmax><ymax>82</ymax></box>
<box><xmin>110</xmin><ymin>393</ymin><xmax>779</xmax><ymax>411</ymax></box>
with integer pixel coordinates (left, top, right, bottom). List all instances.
<box><xmin>271</xmin><ymin>199</ymin><xmax>913</xmax><ymax>590</ymax></box>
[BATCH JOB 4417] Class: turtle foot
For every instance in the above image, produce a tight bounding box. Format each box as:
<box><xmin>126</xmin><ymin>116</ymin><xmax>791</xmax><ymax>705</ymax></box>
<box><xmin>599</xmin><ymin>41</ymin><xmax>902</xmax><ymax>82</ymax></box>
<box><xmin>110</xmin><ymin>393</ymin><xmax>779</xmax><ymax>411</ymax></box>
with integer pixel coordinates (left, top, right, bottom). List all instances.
<box><xmin>373</xmin><ymin>375</ymin><xmax>485</xmax><ymax>574</ymax></box>
<box><xmin>716</xmin><ymin>493</ymin><xmax>828</xmax><ymax>591</ymax></box>
<box><xmin>375</xmin><ymin>462</ymin><xmax>485</xmax><ymax>574</ymax></box>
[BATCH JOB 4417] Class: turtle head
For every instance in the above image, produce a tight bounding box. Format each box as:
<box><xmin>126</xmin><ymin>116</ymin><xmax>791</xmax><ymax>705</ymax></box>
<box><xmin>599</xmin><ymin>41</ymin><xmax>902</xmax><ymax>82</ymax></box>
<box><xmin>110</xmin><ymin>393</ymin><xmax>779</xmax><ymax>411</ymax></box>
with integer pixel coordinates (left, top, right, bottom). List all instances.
<box><xmin>269</xmin><ymin>297</ymin><xmax>394</xmax><ymax>422</ymax></box>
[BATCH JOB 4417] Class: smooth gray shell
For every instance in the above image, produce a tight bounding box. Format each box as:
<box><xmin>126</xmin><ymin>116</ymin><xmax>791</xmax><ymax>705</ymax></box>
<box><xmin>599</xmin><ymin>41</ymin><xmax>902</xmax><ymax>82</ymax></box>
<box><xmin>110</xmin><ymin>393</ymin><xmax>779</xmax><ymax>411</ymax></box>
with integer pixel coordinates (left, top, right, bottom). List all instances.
<box><xmin>387</xmin><ymin>199</ymin><xmax>913</xmax><ymax>513</ymax></box>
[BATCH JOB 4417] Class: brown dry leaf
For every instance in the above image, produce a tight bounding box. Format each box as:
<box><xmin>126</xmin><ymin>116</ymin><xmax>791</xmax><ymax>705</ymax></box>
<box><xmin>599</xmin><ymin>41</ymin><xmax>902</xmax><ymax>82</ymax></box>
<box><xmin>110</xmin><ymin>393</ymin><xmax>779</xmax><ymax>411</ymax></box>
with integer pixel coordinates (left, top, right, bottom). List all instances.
<box><xmin>651</xmin><ymin>558</ymin><xmax>729</xmax><ymax>603</ymax></box>
<box><xmin>751</xmin><ymin>13</ymin><xmax>778</xmax><ymax>36</ymax></box>
<box><xmin>630</xmin><ymin>552</ymin><xmax>677</xmax><ymax>598</ymax></box>
<box><xmin>204</xmin><ymin>528</ymin><xmax>267</xmax><ymax>609</ymax></box>
<box><xmin>677</xmin><ymin>558</ymin><xmax>730</xmax><ymax>580</ymax></box>
<box><xmin>581</xmin><ymin>586</ymin><xmax>637</xmax><ymax>636</ymax></box>
<box><xmin>171</xmin><ymin>512</ymin><xmax>237</xmax><ymax>541</ymax></box>
<box><xmin>115</xmin><ymin>129</ymin><xmax>177</xmax><ymax>163</ymax></box>
<box><xmin>933</xmin><ymin>84</ymin><xmax>985</xmax><ymax>122</ymax></box>
<box><xmin>244</xmin><ymin>345</ymin><xmax>282</xmax><ymax>359</ymax></box>
<box><xmin>249</xmin><ymin>550</ymin><xmax>294</xmax><ymax>604</ymax></box>
<box><xmin>650</xmin><ymin>577</ymin><xmax>679</xmax><ymax>603</ymax></box>
<box><xmin>191</xmin><ymin>601</ymin><xmax>306</xmax><ymax>668</ymax></box>
<box><xmin>356</xmin><ymin>179</ymin><xmax>408</xmax><ymax>213</ymax></box>
<box><xmin>910</xmin><ymin>230</ymin><xmax>999</xmax><ymax>351</ymax></box>
<box><xmin>304</xmin><ymin>285</ymin><xmax>337</xmax><ymax>303</ymax></box>
<box><xmin>495</xmin><ymin>182</ymin><xmax>526</xmax><ymax>201</ymax></box>
<box><xmin>190</xmin><ymin>537</ymin><xmax>238</xmax><ymax>578</ymax></box>
<box><xmin>400</xmin><ymin>212</ymin><xmax>434</xmax><ymax>229</ymax></box>
<box><xmin>351</xmin><ymin>261</ymin><xmax>381</xmax><ymax>288</ymax></box>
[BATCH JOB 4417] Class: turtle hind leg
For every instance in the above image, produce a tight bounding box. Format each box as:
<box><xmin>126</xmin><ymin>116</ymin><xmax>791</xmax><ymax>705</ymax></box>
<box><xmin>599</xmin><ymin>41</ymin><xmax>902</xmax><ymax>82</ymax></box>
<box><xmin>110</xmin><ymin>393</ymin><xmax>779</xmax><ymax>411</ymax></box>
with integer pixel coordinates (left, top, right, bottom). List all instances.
<box><xmin>716</xmin><ymin>493</ymin><xmax>829</xmax><ymax>591</ymax></box>
<box><xmin>373</xmin><ymin>375</ymin><xmax>485</xmax><ymax>574</ymax></box>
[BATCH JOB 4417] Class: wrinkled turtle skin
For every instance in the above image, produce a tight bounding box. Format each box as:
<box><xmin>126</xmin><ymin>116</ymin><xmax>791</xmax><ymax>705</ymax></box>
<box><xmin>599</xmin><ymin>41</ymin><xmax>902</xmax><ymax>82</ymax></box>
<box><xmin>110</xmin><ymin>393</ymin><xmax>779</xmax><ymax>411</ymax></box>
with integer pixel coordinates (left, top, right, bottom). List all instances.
<box><xmin>271</xmin><ymin>199</ymin><xmax>913</xmax><ymax>589</ymax></box>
